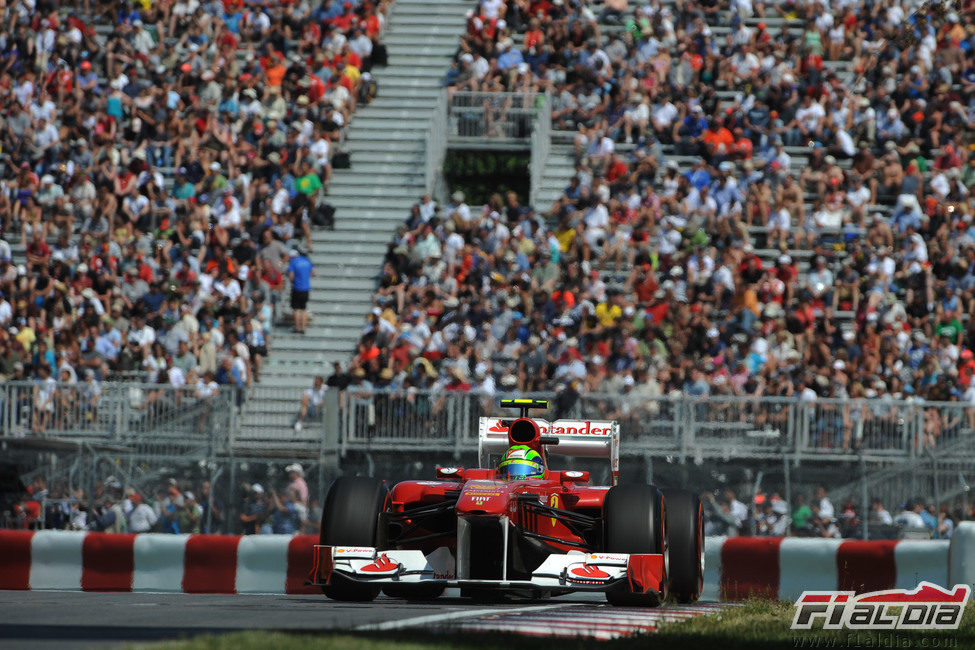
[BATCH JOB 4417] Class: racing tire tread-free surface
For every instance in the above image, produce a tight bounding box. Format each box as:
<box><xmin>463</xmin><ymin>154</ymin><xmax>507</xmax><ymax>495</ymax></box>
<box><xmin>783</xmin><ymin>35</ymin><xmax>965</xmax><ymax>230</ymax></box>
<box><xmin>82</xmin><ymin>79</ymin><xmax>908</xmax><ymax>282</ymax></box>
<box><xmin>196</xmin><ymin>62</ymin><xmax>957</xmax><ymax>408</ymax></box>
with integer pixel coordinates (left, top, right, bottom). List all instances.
<box><xmin>661</xmin><ymin>489</ymin><xmax>704</xmax><ymax>603</ymax></box>
<box><xmin>320</xmin><ymin>476</ymin><xmax>388</xmax><ymax>602</ymax></box>
<box><xmin>603</xmin><ymin>484</ymin><xmax>666</xmax><ymax>606</ymax></box>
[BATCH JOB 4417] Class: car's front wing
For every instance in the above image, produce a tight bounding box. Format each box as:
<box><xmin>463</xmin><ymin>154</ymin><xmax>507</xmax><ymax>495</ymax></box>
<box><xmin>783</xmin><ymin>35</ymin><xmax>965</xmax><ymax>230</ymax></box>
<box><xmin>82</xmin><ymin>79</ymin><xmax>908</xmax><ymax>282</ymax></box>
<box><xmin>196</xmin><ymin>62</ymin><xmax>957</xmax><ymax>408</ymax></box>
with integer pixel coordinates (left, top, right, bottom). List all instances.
<box><xmin>308</xmin><ymin>545</ymin><xmax>665</xmax><ymax>595</ymax></box>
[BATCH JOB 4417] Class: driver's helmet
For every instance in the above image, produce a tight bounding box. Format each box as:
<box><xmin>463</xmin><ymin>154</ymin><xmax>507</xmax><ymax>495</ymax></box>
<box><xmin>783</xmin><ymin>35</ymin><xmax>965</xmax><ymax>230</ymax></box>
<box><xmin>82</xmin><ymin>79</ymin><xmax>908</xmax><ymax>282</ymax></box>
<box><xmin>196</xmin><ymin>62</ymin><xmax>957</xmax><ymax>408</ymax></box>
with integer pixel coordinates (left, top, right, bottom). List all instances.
<box><xmin>498</xmin><ymin>445</ymin><xmax>545</xmax><ymax>480</ymax></box>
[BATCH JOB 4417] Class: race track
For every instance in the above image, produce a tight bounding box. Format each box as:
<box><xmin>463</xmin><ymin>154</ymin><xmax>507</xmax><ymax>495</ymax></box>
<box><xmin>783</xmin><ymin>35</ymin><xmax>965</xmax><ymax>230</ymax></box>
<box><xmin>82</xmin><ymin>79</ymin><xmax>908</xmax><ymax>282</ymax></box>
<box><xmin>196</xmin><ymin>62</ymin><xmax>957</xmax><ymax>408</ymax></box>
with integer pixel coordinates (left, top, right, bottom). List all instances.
<box><xmin>0</xmin><ymin>591</ymin><xmax>728</xmax><ymax>647</ymax></box>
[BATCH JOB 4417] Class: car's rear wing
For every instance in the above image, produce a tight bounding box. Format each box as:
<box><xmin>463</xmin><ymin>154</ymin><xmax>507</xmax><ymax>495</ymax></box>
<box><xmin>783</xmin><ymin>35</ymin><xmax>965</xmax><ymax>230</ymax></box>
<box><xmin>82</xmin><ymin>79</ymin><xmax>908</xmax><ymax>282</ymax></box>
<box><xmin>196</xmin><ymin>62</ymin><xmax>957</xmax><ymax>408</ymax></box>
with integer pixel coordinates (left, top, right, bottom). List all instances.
<box><xmin>477</xmin><ymin>417</ymin><xmax>620</xmax><ymax>485</ymax></box>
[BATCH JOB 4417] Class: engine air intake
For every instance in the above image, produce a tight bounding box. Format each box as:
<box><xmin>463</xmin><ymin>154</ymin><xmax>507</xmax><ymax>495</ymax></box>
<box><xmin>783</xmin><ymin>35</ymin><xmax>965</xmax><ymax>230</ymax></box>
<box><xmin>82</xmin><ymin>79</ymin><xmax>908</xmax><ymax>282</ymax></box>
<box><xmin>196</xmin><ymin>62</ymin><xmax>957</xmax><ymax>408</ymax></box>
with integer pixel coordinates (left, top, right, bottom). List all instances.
<box><xmin>509</xmin><ymin>418</ymin><xmax>539</xmax><ymax>444</ymax></box>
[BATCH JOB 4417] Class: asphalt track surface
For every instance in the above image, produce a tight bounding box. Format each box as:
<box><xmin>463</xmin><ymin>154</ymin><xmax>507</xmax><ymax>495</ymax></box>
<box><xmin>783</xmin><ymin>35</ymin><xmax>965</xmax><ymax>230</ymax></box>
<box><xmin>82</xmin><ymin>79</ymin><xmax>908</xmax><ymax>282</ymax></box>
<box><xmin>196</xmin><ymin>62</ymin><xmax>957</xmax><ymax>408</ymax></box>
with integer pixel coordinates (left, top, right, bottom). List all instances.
<box><xmin>0</xmin><ymin>591</ymin><xmax>727</xmax><ymax>648</ymax></box>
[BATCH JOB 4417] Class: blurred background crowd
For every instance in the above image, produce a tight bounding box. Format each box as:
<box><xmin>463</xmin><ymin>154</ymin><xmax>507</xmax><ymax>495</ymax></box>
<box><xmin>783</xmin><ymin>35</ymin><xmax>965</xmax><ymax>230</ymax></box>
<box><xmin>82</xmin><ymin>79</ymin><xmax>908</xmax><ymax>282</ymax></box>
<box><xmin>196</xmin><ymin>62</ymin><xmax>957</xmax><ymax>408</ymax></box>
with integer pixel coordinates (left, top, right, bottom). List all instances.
<box><xmin>7</xmin><ymin>464</ymin><xmax>320</xmax><ymax>535</ymax></box>
<box><xmin>7</xmin><ymin>469</ymin><xmax>963</xmax><ymax>540</ymax></box>
<box><xmin>705</xmin><ymin>486</ymin><xmax>960</xmax><ymax>539</ymax></box>
<box><xmin>348</xmin><ymin>0</ymin><xmax>974</xmax><ymax>453</ymax></box>
<box><xmin>0</xmin><ymin>0</ymin><xmax>387</xmax><ymax>424</ymax></box>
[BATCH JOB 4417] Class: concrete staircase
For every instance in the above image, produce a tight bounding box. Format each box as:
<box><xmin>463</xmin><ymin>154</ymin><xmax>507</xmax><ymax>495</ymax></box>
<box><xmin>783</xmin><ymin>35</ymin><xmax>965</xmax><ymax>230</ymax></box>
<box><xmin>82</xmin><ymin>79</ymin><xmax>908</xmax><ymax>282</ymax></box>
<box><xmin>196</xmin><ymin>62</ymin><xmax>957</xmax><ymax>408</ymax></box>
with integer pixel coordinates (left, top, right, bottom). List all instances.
<box><xmin>237</xmin><ymin>0</ymin><xmax>470</xmax><ymax>446</ymax></box>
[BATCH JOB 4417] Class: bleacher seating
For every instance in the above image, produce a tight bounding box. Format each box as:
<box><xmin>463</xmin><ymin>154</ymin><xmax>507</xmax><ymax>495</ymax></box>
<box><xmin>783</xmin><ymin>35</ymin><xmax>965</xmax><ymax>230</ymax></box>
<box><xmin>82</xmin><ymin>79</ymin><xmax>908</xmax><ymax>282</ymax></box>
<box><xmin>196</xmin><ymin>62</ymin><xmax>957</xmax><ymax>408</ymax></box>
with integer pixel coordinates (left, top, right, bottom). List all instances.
<box><xmin>0</xmin><ymin>0</ymin><xmax>391</xmax><ymax>429</ymax></box>
<box><xmin>350</xmin><ymin>0</ymin><xmax>974</xmax><ymax>455</ymax></box>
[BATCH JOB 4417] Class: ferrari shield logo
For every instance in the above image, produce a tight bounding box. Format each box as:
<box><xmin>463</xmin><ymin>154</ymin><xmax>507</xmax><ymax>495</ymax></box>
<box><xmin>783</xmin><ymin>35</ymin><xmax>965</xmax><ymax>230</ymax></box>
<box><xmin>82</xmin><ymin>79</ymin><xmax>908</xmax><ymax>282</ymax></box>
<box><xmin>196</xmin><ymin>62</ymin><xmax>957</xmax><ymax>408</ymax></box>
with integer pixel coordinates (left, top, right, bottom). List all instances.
<box><xmin>549</xmin><ymin>494</ymin><xmax>560</xmax><ymax>527</ymax></box>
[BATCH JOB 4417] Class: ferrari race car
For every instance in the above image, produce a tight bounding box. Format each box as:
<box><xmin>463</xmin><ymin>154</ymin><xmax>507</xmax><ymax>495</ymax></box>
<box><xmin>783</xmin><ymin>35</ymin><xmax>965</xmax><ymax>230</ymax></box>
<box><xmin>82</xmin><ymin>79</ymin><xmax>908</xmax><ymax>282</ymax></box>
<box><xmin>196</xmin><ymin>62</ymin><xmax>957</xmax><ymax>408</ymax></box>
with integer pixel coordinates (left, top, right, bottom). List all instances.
<box><xmin>309</xmin><ymin>399</ymin><xmax>703</xmax><ymax>605</ymax></box>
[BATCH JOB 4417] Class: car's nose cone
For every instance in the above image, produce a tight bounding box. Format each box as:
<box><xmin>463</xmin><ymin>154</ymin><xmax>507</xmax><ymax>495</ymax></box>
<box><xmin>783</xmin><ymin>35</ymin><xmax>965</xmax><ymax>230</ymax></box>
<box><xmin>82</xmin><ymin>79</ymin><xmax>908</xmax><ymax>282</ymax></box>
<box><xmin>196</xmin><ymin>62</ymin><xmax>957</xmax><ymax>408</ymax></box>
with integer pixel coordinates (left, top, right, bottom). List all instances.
<box><xmin>456</xmin><ymin>480</ymin><xmax>510</xmax><ymax>516</ymax></box>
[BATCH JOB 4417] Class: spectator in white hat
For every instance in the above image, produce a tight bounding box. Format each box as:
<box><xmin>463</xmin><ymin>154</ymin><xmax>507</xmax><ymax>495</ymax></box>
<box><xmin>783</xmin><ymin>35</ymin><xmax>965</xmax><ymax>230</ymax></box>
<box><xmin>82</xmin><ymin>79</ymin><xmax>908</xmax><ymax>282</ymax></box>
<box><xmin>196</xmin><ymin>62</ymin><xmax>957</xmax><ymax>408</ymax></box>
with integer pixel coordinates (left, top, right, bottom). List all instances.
<box><xmin>286</xmin><ymin>463</ymin><xmax>309</xmax><ymax>507</ymax></box>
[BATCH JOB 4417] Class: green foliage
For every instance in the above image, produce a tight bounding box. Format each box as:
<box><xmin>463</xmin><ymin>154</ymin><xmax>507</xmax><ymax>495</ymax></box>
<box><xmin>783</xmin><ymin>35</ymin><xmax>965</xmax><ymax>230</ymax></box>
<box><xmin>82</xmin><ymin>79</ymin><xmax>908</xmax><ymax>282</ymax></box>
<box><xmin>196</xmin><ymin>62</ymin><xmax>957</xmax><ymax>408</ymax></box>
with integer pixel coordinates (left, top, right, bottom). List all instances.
<box><xmin>443</xmin><ymin>149</ymin><xmax>530</xmax><ymax>207</ymax></box>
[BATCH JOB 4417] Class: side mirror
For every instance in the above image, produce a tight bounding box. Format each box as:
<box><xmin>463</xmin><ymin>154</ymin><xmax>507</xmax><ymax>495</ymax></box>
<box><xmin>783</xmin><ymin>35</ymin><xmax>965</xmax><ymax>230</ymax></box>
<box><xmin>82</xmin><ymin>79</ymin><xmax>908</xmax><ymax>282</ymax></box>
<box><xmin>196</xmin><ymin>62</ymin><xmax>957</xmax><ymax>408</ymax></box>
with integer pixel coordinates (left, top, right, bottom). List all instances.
<box><xmin>437</xmin><ymin>466</ymin><xmax>465</xmax><ymax>480</ymax></box>
<box><xmin>560</xmin><ymin>470</ymin><xmax>589</xmax><ymax>484</ymax></box>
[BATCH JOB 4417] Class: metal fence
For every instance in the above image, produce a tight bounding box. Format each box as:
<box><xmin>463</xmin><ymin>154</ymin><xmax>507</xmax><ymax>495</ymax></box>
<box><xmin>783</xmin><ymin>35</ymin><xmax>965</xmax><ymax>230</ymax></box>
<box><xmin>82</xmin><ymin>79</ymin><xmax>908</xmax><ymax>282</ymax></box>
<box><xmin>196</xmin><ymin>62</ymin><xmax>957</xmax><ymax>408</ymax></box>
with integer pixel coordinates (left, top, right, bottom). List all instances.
<box><xmin>328</xmin><ymin>391</ymin><xmax>975</xmax><ymax>461</ymax></box>
<box><xmin>447</xmin><ymin>91</ymin><xmax>542</xmax><ymax>141</ymax></box>
<box><xmin>342</xmin><ymin>391</ymin><xmax>480</xmax><ymax>458</ymax></box>
<box><xmin>235</xmin><ymin>384</ymin><xmax>326</xmax><ymax>448</ymax></box>
<box><xmin>0</xmin><ymin>381</ymin><xmax>237</xmax><ymax>456</ymax></box>
<box><xmin>826</xmin><ymin>401</ymin><xmax>975</xmax><ymax>505</ymax></box>
<box><xmin>37</xmin><ymin>382</ymin><xmax>960</xmax><ymax>464</ymax></box>
<box><xmin>8</xmin><ymin>380</ymin><xmax>974</xmax><ymax>470</ymax></box>
<box><xmin>9</xmin><ymin>383</ymin><xmax>975</xmax><ymax>535</ymax></box>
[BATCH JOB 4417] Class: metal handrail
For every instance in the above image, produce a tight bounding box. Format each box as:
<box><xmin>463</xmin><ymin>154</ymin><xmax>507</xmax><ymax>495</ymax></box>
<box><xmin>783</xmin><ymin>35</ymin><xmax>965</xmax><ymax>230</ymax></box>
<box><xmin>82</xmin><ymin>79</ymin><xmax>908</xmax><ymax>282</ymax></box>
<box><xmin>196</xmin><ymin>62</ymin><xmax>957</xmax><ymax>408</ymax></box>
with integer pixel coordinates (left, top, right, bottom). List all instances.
<box><xmin>530</xmin><ymin>90</ymin><xmax>552</xmax><ymax>208</ymax></box>
<box><xmin>449</xmin><ymin>91</ymin><xmax>540</xmax><ymax>107</ymax></box>
<box><xmin>323</xmin><ymin>390</ymin><xmax>975</xmax><ymax>460</ymax></box>
<box><xmin>9</xmin><ymin>379</ymin><xmax>972</xmax><ymax>463</ymax></box>
<box><xmin>425</xmin><ymin>91</ymin><xmax>448</xmax><ymax>193</ymax></box>
<box><xmin>0</xmin><ymin>380</ymin><xmax>238</xmax><ymax>447</ymax></box>
<box><xmin>447</xmin><ymin>91</ymin><xmax>540</xmax><ymax>141</ymax></box>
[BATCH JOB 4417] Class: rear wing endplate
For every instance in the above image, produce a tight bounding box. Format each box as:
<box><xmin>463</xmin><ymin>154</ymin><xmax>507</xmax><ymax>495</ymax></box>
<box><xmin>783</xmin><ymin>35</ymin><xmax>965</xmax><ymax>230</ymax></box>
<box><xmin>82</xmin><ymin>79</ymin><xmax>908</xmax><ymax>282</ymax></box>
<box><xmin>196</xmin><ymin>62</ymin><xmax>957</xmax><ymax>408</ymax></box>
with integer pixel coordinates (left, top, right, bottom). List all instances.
<box><xmin>477</xmin><ymin>417</ymin><xmax>620</xmax><ymax>486</ymax></box>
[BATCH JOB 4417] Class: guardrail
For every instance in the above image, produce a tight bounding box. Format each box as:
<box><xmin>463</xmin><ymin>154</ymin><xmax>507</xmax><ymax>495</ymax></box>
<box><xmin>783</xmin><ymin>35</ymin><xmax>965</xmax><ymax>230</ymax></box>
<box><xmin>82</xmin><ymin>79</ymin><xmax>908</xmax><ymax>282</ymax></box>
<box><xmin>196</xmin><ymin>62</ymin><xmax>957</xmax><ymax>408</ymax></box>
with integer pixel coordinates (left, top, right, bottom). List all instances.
<box><xmin>447</xmin><ymin>91</ymin><xmax>540</xmax><ymax>141</ymax></box>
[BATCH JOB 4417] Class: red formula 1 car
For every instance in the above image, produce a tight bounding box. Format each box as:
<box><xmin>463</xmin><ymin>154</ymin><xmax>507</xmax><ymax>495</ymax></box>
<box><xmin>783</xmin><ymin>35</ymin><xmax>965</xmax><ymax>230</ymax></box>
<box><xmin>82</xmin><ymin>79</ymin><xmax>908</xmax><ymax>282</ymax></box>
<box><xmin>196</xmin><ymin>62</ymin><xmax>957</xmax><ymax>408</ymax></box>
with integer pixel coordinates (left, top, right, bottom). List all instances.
<box><xmin>310</xmin><ymin>399</ymin><xmax>703</xmax><ymax>605</ymax></box>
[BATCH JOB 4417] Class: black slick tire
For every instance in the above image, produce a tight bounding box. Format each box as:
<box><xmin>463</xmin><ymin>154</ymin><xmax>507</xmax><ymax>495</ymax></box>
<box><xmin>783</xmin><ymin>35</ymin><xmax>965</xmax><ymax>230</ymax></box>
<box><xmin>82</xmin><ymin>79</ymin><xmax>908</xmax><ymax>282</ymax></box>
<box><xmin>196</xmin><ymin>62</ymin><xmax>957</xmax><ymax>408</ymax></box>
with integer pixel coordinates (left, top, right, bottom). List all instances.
<box><xmin>661</xmin><ymin>489</ymin><xmax>704</xmax><ymax>603</ymax></box>
<box><xmin>603</xmin><ymin>484</ymin><xmax>666</xmax><ymax>606</ymax></box>
<box><xmin>320</xmin><ymin>476</ymin><xmax>387</xmax><ymax>602</ymax></box>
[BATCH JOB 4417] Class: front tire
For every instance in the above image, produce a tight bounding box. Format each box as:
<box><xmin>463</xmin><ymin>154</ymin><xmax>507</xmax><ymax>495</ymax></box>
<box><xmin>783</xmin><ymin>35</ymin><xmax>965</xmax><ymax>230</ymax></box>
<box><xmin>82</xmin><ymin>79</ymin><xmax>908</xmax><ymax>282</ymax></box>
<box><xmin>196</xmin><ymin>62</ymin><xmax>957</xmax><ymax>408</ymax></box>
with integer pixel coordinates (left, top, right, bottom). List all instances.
<box><xmin>320</xmin><ymin>476</ymin><xmax>387</xmax><ymax>602</ymax></box>
<box><xmin>603</xmin><ymin>484</ymin><xmax>666</xmax><ymax>606</ymax></box>
<box><xmin>662</xmin><ymin>489</ymin><xmax>704</xmax><ymax>603</ymax></box>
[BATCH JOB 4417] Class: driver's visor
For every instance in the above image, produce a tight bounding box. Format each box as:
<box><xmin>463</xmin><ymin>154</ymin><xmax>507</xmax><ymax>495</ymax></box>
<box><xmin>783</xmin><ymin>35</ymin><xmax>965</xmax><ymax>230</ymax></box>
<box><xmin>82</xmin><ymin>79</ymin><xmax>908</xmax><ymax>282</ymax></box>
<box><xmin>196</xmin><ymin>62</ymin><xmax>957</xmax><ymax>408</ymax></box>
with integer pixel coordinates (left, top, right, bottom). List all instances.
<box><xmin>498</xmin><ymin>460</ymin><xmax>544</xmax><ymax>479</ymax></box>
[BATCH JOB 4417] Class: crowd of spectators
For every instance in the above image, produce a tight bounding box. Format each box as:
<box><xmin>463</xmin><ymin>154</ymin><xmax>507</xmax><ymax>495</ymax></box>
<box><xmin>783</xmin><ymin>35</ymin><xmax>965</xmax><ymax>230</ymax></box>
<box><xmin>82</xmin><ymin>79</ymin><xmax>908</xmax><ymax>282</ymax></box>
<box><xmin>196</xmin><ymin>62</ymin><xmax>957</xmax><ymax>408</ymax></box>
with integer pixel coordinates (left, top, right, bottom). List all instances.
<box><xmin>7</xmin><ymin>469</ymin><xmax>964</xmax><ymax>541</ymax></box>
<box><xmin>704</xmin><ymin>485</ymin><xmax>960</xmax><ymax>539</ymax></box>
<box><xmin>7</xmin><ymin>465</ymin><xmax>320</xmax><ymax>535</ymax></box>
<box><xmin>0</xmin><ymin>0</ymin><xmax>387</xmax><ymax>433</ymax></box>
<box><xmin>345</xmin><ymin>0</ymin><xmax>974</xmax><ymax>452</ymax></box>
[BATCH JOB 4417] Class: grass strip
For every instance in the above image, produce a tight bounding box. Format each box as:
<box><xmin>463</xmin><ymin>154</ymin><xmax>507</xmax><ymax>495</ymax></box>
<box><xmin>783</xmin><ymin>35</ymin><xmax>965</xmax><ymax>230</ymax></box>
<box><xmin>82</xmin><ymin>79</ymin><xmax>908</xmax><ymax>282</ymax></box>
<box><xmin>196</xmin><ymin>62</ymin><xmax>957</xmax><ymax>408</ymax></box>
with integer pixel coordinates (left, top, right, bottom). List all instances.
<box><xmin>654</xmin><ymin>600</ymin><xmax>975</xmax><ymax>649</ymax></box>
<box><xmin>132</xmin><ymin>601</ymin><xmax>975</xmax><ymax>650</ymax></box>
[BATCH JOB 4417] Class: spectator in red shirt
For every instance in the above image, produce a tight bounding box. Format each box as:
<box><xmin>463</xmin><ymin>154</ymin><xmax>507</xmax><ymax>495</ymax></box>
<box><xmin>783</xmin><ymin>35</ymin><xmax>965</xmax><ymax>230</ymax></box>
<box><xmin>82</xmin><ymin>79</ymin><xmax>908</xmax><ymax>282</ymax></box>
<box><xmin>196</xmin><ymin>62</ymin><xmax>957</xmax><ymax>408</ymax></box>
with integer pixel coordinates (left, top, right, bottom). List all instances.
<box><xmin>26</xmin><ymin>231</ymin><xmax>51</xmax><ymax>271</ymax></box>
<box><xmin>260</xmin><ymin>258</ymin><xmax>284</xmax><ymax>293</ymax></box>
<box><xmin>364</xmin><ymin>11</ymin><xmax>381</xmax><ymax>38</ymax></box>
<box><xmin>958</xmin><ymin>350</ymin><xmax>975</xmax><ymax>387</ymax></box>
<box><xmin>331</xmin><ymin>3</ymin><xmax>355</xmax><ymax>32</ymax></box>
<box><xmin>355</xmin><ymin>339</ymin><xmax>382</xmax><ymax>372</ymax></box>
<box><xmin>732</xmin><ymin>127</ymin><xmax>753</xmax><ymax>159</ymax></box>
<box><xmin>631</xmin><ymin>264</ymin><xmax>659</xmax><ymax>304</ymax></box>
<box><xmin>445</xmin><ymin>366</ymin><xmax>471</xmax><ymax>391</ymax></box>
<box><xmin>645</xmin><ymin>289</ymin><xmax>670</xmax><ymax>326</ymax></box>
<box><xmin>524</xmin><ymin>18</ymin><xmax>545</xmax><ymax>49</ymax></box>
<box><xmin>605</xmin><ymin>154</ymin><xmax>629</xmax><ymax>186</ymax></box>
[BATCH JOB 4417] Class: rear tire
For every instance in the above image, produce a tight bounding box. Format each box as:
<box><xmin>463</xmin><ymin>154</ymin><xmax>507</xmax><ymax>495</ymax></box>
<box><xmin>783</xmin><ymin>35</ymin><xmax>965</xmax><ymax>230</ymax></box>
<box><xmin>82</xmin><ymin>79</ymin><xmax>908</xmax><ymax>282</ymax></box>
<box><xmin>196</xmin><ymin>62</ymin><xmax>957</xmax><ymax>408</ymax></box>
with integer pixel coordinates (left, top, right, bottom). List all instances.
<box><xmin>603</xmin><ymin>484</ymin><xmax>666</xmax><ymax>606</ymax></box>
<box><xmin>662</xmin><ymin>489</ymin><xmax>704</xmax><ymax>603</ymax></box>
<box><xmin>320</xmin><ymin>476</ymin><xmax>387</xmax><ymax>602</ymax></box>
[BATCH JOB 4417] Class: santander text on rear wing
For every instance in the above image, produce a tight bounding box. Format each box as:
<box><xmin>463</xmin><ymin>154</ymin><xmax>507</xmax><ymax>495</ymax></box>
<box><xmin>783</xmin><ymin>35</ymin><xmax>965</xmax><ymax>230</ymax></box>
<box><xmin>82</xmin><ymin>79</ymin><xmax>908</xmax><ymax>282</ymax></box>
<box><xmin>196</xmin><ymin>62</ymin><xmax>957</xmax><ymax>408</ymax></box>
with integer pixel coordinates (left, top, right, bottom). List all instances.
<box><xmin>478</xmin><ymin>417</ymin><xmax>620</xmax><ymax>485</ymax></box>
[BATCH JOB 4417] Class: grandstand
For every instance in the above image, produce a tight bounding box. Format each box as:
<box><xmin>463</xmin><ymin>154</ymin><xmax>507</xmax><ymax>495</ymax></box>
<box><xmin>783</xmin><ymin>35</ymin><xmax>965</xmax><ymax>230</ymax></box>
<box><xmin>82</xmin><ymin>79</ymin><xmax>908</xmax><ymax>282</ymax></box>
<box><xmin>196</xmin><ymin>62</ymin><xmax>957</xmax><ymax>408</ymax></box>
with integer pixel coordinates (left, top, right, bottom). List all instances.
<box><xmin>348</xmin><ymin>0</ymin><xmax>973</xmax><ymax>407</ymax></box>
<box><xmin>0</xmin><ymin>0</ymin><xmax>972</xmax><ymax>530</ymax></box>
<box><xmin>236</xmin><ymin>0</ymin><xmax>471</xmax><ymax>441</ymax></box>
